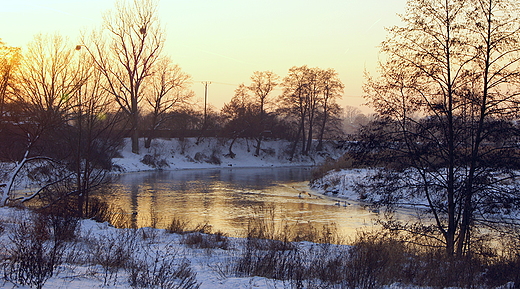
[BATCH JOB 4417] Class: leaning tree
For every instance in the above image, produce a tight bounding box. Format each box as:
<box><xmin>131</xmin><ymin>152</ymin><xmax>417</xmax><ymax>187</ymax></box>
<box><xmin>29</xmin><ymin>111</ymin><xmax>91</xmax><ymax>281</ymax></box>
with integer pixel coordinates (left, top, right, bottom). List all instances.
<box><xmin>361</xmin><ymin>0</ymin><xmax>520</xmax><ymax>256</ymax></box>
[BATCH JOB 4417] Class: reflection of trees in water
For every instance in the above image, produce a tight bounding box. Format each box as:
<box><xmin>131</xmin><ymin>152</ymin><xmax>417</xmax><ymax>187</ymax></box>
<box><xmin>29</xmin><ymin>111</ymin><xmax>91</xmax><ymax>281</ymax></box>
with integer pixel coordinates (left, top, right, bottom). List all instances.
<box><xmin>94</xmin><ymin>168</ymin><xmax>314</xmax><ymax>232</ymax></box>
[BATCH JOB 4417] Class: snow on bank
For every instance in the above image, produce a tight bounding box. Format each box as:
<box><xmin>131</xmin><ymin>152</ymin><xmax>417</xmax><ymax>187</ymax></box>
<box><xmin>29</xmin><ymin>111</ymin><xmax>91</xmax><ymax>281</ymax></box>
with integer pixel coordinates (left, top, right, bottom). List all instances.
<box><xmin>0</xmin><ymin>206</ymin><xmax>350</xmax><ymax>289</ymax></box>
<box><xmin>311</xmin><ymin>168</ymin><xmax>371</xmax><ymax>201</ymax></box>
<box><xmin>112</xmin><ymin>138</ymin><xmax>343</xmax><ymax>172</ymax></box>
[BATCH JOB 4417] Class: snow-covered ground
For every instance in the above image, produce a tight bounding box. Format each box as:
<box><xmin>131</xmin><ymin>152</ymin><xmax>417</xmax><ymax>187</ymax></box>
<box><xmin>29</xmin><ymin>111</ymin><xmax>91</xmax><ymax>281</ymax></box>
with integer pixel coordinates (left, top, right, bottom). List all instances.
<box><xmin>112</xmin><ymin>137</ymin><xmax>343</xmax><ymax>173</ymax></box>
<box><xmin>310</xmin><ymin>168</ymin><xmax>369</xmax><ymax>201</ymax></box>
<box><xmin>0</xmin><ymin>206</ymin><xmax>312</xmax><ymax>289</ymax></box>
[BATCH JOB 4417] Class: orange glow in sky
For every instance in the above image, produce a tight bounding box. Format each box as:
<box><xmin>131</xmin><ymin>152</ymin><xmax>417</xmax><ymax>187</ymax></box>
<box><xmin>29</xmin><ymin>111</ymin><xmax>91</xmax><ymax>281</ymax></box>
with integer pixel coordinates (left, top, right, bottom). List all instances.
<box><xmin>1</xmin><ymin>0</ymin><xmax>406</xmax><ymax>113</ymax></box>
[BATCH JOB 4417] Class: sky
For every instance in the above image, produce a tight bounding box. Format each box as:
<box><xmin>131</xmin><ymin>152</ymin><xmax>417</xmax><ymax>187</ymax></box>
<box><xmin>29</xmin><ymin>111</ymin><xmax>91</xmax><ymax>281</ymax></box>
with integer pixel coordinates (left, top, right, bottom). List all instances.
<box><xmin>0</xmin><ymin>0</ymin><xmax>407</xmax><ymax>113</ymax></box>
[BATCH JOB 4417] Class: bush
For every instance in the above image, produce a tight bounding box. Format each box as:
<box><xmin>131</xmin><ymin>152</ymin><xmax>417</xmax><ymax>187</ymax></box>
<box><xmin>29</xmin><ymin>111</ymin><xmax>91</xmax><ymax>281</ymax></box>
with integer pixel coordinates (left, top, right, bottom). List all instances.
<box><xmin>166</xmin><ymin>216</ymin><xmax>191</xmax><ymax>234</ymax></box>
<box><xmin>311</xmin><ymin>154</ymin><xmax>355</xmax><ymax>182</ymax></box>
<box><xmin>141</xmin><ymin>154</ymin><xmax>169</xmax><ymax>169</ymax></box>
<box><xmin>233</xmin><ymin>238</ymin><xmax>350</xmax><ymax>289</ymax></box>
<box><xmin>344</xmin><ymin>231</ymin><xmax>409</xmax><ymax>289</ymax></box>
<box><xmin>85</xmin><ymin>229</ymin><xmax>138</xmax><ymax>286</ymax></box>
<box><xmin>128</xmin><ymin>249</ymin><xmax>200</xmax><ymax>289</ymax></box>
<box><xmin>3</xmin><ymin>211</ymin><xmax>73</xmax><ymax>289</ymax></box>
<box><xmin>181</xmin><ymin>231</ymin><xmax>229</xmax><ymax>250</ymax></box>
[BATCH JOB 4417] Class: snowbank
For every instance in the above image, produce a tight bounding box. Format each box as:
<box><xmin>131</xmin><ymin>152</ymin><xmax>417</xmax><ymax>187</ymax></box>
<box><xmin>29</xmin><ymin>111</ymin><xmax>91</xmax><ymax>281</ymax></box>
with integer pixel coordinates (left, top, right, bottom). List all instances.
<box><xmin>112</xmin><ymin>137</ymin><xmax>343</xmax><ymax>172</ymax></box>
<box><xmin>310</xmin><ymin>168</ymin><xmax>371</xmax><ymax>201</ymax></box>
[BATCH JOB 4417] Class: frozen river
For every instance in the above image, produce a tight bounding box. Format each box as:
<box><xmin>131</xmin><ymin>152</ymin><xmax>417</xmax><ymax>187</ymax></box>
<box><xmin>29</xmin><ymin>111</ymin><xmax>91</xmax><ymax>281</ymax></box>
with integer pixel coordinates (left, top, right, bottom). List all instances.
<box><xmin>98</xmin><ymin>167</ymin><xmax>378</xmax><ymax>239</ymax></box>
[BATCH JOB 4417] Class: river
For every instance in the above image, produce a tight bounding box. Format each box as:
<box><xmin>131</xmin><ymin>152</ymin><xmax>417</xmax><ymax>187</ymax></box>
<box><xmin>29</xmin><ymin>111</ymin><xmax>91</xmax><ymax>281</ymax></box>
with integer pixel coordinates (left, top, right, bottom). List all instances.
<box><xmin>96</xmin><ymin>167</ymin><xmax>378</xmax><ymax>239</ymax></box>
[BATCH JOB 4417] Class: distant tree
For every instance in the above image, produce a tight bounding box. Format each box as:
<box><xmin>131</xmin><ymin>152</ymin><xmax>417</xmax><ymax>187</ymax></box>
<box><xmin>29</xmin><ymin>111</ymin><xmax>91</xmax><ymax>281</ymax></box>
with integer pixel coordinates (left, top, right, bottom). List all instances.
<box><xmin>343</xmin><ymin>106</ymin><xmax>370</xmax><ymax>135</ymax></box>
<box><xmin>81</xmin><ymin>0</ymin><xmax>164</xmax><ymax>154</ymax></box>
<box><xmin>361</xmin><ymin>0</ymin><xmax>520</xmax><ymax>256</ymax></box>
<box><xmin>221</xmin><ymin>84</ymin><xmax>256</xmax><ymax>157</ymax></box>
<box><xmin>143</xmin><ymin>56</ymin><xmax>193</xmax><ymax>148</ymax></box>
<box><xmin>248</xmin><ymin>71</ymin><xmax>279</xmax><ymax>156</ymax></box>
<box><xmin>315</xmin><ymin>68</ymin><xmax>344</xmax><ymax>151</ymax></box>
<box><xmin>279</xmin><ymin>66</ymin><xmax>344</xmax><ymax>159</ymax></box>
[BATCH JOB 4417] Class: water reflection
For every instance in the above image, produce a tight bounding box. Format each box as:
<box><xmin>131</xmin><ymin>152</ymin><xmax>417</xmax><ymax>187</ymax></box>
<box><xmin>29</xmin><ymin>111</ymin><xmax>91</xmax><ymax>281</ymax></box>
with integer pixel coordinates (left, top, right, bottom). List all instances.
<box><xmin>96</xmin><ymin>167</ymin><xmax>377</xmax><ymax>239</ymax></box>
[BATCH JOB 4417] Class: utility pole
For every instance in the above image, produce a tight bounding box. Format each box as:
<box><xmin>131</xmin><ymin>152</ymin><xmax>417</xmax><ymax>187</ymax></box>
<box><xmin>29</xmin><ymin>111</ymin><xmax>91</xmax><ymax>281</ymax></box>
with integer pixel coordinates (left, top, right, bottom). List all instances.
<box><xmin>196</xmin><ymin>81</ymin><xmax>212</xmax><ymax>145</ymax></box>
<box><xmin>201</xmin><ymin>81</ymin><xmax>211</xmax><ymax>128</ymax></box>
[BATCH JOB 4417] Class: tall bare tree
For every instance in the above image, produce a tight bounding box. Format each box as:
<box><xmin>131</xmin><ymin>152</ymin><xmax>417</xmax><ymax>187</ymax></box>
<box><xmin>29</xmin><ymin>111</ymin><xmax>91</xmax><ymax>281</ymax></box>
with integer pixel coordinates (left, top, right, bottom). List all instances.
<box><xmin>280</xmin><ymin>66</ymin><xmax>344</xmax><ymax>159</ymax></box>
<box><xmin>280</xmin><ymin>66</ymin><xmax>311</xmax><ymax>159</ymax></box>
<box><xmin>315</xmin><ymin>68</ymin><xmax>343</xmax><ymax>151</ymax></box>
<box><xmin>81</xmin><ymin>0</ymin><xmax>164</xmax><ymax>154</ymax></box>
<box><xmin>143</xmin><ymin>56</ymin><xmax>193</xmax><ymax>148</ymax></box>
<box><xmin>15</xmin><ymin>34</ymin><xmax>82</xmax><ymax>132</ymax></box>
<box><xmin>248</xmin><ymin>71</ymin><xmax>279</xmax><ymax>156</ymax></box>
<box><xmin>1</xmin><ymin>34</ymin><xmax>86</xmax><ymax>206</ymax></box>
<box><xmin>361</xmin><ymin>0</ymin><xmax>520</xmax><ymax>256</ymax></box>
<box><xmin>68</xmin><ymin>49</ymin><xmax>124</xmax><ymax>217</ymax></box>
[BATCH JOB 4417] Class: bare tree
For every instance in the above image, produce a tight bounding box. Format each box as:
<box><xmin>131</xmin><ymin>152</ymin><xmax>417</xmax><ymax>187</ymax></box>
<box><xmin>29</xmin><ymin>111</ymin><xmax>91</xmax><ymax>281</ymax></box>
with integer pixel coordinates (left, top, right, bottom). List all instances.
<box><xmin>221</xmin><ymin>84</ymin><xmax>256</xmax><ymax>157</ymax></box>
<box><xmin>0</xmin><ymin>40</ymin><xmax>20</xmax><ymax>123</ymax></box>
<box><xmin>361</xmin><ymin>0</ymin><xmax>520</xmax><ymax>256</ymax></box>
<box><xmin>1</xmin><ymin>34</ymin><xmax>85</xmax><ymax>206</ymax></box>
<box><xmin>14</xmin><ymin>34</ymin><xmax>81</xmax><ymax>132</ymax></box>
<box><xmin>279</xmin><ymin>66</ymin><xmax>312</xmax><ymax>159</ymax></box>
<box><xmin>143</xmin><ymin>56</ymin><xmax>193</xmax><ymax>148</ymax></box>
<box><xmin>248</xmin><ymin>71</ymin><xmax>279</xmax><ymax>156</ymax></box>
<box><xmin>81</xmin><ymin>0</ymin><xmax>164</xmax><ymax>154</ymax></box>
<box><xmin>279</xmin><ymin>66</ymin><xmax>344</xmax><ymax>159</ymax></box>
<box><xmin>315</xmin><ymin>68</ymin><xmax>343</xmax><ymax>151</ymax></box>
<box><xmin>67</xmin><ymin>50</ymin><xmax>124</xmax><ymax>217</ymax></box>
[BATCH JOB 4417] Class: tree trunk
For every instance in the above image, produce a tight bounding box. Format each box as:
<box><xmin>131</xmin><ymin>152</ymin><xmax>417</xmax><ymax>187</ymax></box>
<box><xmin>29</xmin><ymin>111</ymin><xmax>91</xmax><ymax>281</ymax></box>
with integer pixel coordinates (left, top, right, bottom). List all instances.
<box><xmin>316</xmin><ymin>102</ymin><xmax>328</xmax><ymax>152</ymax></box>
<box><xmin>227</xmin><ymin>137</ymin><xmax>237</xmax><ymax>158</ymax></box>
<box><xmin>305</xmin><ymin>118</ymin><xmax>313</xmax><ymax>155</ymax></box>
<box><xmin>131</xmin><ymin>100</ymin><xmax>140</xmax><ymax>154</ymax></box>
<box><xmin>131</xmin><ymin>127</ymin><xmax>139</xmax><ymax>154</ymax></box>
<box><xmin>289</xmin><ymin>122</ymin><xmax>303</xmax><ymax>161</ymax></box>
<box><xmin>254</xmin><ymin>137</ymin><xmax>262</xmax><ymax>157</ymax></box>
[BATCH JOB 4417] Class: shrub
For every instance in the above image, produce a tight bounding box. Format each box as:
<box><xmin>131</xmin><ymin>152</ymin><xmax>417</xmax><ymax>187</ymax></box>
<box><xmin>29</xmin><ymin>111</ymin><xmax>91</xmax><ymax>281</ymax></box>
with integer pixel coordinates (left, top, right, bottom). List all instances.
<box><xmin>141</xmin><ymin>154</ymin><xmax>169</xmax><ymax>169</ymax></box>
<box><xmin>128</xmin><ymin>249</ymin><xmax>200</xmax><ymax>289</ymax></box>
<box><xmin>181</xmin><ymin>231</ymin><xmax>229</xmax><ymax>250</ymax></box>
<box><xmin>310</xmin><ymin>154</ymin><xmax>355</xmax><ymax>182</ymax></box>
<box><xmin>85</xmin><ymin>229</ymin><xmax>138</xmax><ymax>286</ymax></box>
<box><xmin>166</xmin><ymin>216</ymin><xmax>191</xmax><ymax>234</ymax></box>
<box><xmin>3</xmin><ymin>211</ymin><xmax>72</xmax><ymax>289</ymax></box>
<box><xmin>234</xmin><ymin>238</ymin><xmax>350</xmax><ymax>289</ymax></box>
<box><xmin>344</xmin><ymin>231</ymin><xmax>409</xmax><ymax>289</ymax></box>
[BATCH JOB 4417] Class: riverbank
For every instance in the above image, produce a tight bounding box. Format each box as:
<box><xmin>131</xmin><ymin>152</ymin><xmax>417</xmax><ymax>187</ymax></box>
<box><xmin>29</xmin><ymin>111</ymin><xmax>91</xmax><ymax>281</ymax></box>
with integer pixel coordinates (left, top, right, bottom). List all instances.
<box><xmin>310</xmin><ymin>168</ymin><xmax>370</xmax><ymax>203</ymax></box>
<box><xmin>0</xmin><ymin>206</ymin><xmax>334</xmax><ymax>289</ymax></box>
<box><xmin>112</xmin><ymin>138</ymin><xmax>343</xmax><ymax>172</ymax></box>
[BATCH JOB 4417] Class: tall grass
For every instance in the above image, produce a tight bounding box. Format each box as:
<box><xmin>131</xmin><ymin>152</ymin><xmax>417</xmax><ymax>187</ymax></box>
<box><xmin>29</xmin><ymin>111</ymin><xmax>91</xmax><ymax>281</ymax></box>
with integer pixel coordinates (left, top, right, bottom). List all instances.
<box><xmin>245</xmin><ymin>205</ymin><xmax>343</xmax><ymax>245</ymax></box>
